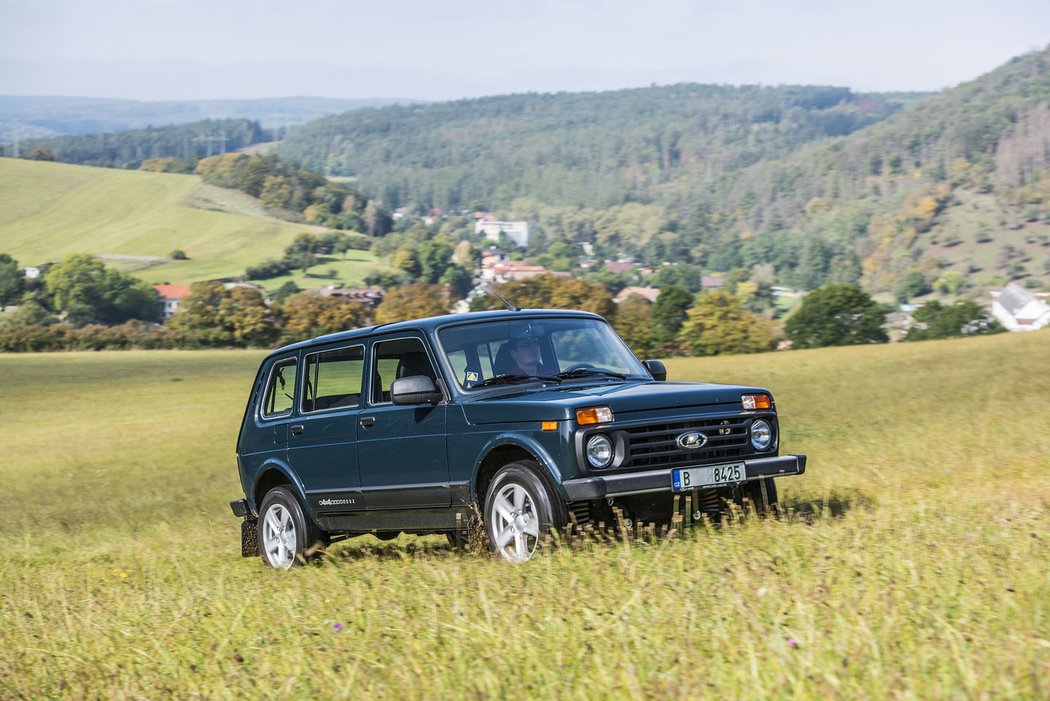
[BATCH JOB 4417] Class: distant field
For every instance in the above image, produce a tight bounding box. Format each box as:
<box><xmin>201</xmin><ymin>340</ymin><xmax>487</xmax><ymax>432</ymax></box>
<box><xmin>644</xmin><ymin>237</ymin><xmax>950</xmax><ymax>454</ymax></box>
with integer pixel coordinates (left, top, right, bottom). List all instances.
<box><xmin>0</xmin><ymin>158</ymin><xmax>387</xmax><ymax>287</ymax></box>
<box><xmin>0</xmin><ymin>334</ymin><xmax>1047</xmax><ymax>698</ymax></box>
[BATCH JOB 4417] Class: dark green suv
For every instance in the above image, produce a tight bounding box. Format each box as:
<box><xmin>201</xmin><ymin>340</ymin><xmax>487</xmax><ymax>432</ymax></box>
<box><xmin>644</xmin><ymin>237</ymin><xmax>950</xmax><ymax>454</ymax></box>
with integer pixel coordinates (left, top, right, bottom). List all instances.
<box><xmin>231</xmin><ymin>309</ymin><xmax>806</xmax><ymax>567</ymax></box>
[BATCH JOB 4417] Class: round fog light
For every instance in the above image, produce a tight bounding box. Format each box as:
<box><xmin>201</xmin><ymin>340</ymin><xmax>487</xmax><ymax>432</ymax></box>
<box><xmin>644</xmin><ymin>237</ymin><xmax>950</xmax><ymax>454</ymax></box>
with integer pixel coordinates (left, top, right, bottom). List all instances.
<box><xmin>586</xmin><ymin>434</ymin><xmax>614</xmax><ymax>468</ymax></box>
<box><xmin>751</xmin><ymin>419</ymin><xmax>773</xmax><ymax>451</ymax></box>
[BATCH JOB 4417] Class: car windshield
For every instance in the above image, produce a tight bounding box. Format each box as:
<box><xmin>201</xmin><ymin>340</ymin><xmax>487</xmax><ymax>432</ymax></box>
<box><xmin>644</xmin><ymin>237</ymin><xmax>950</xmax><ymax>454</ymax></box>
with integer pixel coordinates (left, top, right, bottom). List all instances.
<box><xmin>438</xmin><ymin>317</ymin><xmax>650</xmax><ymax>390</ymax></box>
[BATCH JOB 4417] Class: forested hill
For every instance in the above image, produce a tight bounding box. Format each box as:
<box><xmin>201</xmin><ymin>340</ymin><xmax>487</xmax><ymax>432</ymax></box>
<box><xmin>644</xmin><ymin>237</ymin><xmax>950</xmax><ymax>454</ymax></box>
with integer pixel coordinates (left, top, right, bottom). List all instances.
<box><xmin>275</xmin><ymin>84</ymin><xmax>921</xmax><ymax>211</ymax></box>
<box><xmin>713</xmin><ymin>45</ymin><xmax>1050</xmax><ymax>294</ymax></box>
<box><xmin>277</xmin><ymin>47</ymin><xmax>1050</xmax><ymax>296</ymax></box>
<box><xmin>0</xmin><ymin>95</ymin><xmax>415</xmax><ymax>143</ymax></box>
<box><xmin>6</xmin><ymin>119</ymin><xmax>268</xmax><ymax>169</ymax></box>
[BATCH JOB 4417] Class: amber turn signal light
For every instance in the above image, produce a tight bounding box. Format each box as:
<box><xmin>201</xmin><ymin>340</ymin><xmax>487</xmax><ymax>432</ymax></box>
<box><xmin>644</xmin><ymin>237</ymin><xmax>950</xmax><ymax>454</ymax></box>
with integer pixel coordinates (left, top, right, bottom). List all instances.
<box><xmin>576</xmin><ymin>407</ymin><xmax>614</xmax><ymax>425</ymax></box>
<box><xmin>741</xmin><ymin>394</ymin><xmax>771</xmax><ymax>410</ymax></box>
<box><xmin>541</xmin><ymin>421</ymin><xmax>558</xmax><ymax>431</ymax></box>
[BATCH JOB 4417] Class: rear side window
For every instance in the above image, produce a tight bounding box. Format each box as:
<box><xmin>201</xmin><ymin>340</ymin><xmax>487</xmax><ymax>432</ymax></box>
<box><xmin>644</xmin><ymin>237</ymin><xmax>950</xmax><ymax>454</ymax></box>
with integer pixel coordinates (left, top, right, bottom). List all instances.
<box><xmin>302</xmin><ymin>345</ymin><xmax>365</xmax><ymax>413</ymax></box>
<box><xmin>262</xmin><ymin>358</ymin><xmax>297</xmax><ymax>418</ymax></box>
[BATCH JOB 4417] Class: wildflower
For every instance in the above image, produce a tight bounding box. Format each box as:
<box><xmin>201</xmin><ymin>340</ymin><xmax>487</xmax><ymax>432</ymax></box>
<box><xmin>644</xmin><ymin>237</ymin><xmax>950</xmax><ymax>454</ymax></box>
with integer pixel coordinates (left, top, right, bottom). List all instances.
<box><xmin>332</xmin><ymin>623</ymin><xmax>344</xmax><ymax>633</ymax></box>
<box><xmin>787</xmin><ymin>637</ymin><xmax>799</xmax><ymax>648</ymax></box>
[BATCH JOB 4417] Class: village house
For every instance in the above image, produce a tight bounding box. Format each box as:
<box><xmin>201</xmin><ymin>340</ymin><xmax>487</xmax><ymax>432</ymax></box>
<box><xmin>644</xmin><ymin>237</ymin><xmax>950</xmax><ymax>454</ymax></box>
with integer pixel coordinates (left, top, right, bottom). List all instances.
<box><xmin>311</xmin><ymin>287</ymin><xmax>386</xmax><ymax>308</ymax></box>
<box><xmin>152</xmin><ymin>284</ymin><xmax>192</xmax><ymax>321</ymax></box>
<box><xmin>990</xmin><ymin>283</ymin><xmax>1050</xmax><ymax>331</ymax></box>
<box><xmin>480</xmin><ymin>259</ymin><xmax>551</xmax><ymax>283</ymax></box>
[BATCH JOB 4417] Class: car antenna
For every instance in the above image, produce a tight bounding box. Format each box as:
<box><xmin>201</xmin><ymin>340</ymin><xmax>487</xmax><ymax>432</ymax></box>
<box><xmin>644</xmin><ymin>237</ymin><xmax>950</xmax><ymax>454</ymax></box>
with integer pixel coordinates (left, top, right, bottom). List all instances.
<box><xmin>485</xmin><ymin>284</ymin><xmax>520</xmax><ymax>312</ymax></box>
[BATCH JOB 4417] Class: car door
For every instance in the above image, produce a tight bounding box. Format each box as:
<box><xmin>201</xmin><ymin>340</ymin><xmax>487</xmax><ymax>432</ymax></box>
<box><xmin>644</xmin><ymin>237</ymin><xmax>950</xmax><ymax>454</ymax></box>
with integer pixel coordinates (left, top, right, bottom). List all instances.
<box><xmin>288</xmin><ymin>344</ymin><xmax>366</xmax><ymax>515</ymax></box>
<box><xmin>240</xmin><ymin>352</ymin><xmax>298</xmax><ymax>484</ymax></box>
<box><xmin>356</xmin><ymin>334</ymin><xmax>451</xmax><ymax>509</ymax></box>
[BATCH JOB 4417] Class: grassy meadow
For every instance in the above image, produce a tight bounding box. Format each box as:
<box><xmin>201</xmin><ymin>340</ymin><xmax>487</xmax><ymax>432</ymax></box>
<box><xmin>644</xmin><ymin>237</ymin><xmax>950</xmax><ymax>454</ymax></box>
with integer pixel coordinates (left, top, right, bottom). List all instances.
<box><xmin>0</xmin><ymin>158</ymin><xmax>386</xmax><ymax>287</ymax></box>
<box><xmin>1</xmin><ymin>333</ymin><xmax>1048</xmax><ymax>698</ymax></box>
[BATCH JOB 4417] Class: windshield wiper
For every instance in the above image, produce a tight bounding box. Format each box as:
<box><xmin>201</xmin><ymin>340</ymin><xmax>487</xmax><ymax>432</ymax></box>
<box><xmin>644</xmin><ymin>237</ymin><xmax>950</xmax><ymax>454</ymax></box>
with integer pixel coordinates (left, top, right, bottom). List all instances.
<box><xmin>555</xmin><ymin>368</ymin><xmax>628</xmax><ymax>381</ymax></box>
<box><xmin>473</xmin><ymin>373</ymin><xmax>562</xmax><ymax>388</ymax></box>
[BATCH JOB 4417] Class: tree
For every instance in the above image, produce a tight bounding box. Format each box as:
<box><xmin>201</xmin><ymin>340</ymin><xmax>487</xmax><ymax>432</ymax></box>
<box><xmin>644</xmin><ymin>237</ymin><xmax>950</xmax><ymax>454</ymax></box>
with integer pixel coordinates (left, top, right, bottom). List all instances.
<box><xmin>785</xmin><ymin>284</ymin><xmax>888</xmax><ymax>348</ymax></box>
<box><xmin>169</xmin><ymin>281</ymin><xmax>276</xmax><ymax>346</ymax></box>
<box><xmin>278</xmin><ymin>292</ymin><xmax>373</xmax><ymax>344</ymax></box>
<box><xmin>416</xmin><ymin>239</ymin><xmax>454</xmax><ymax>283</ymax></box>
<box><xmin>651</xmin><ymin>285</ymin><xmax>692</xmax><ymax>348</ymax></box>
<box><xmin>614</xmin><ymin>294</ymin><xmax>657</xmax><ymax>358</ymax></box>
<box><xmin>363</xmin><ymin>201</ymin><xmax>392</xmax><ymax>237</ymax></box>
<box><xmin>20</xmin><ymin>146</ymin><xmax>55</xmax><ymax>161</ymax></box>
<box><xmin>392</xmin><ymin>247</ymin><xmax>422</xmax><ymax>278</ymax></box>
<box><xmin>375</xmin><ymin>283</ymin><xmax>451</xmax><ymax>324</ymax></box>
<box><xmin>469</xmin><ymin>274</ymin><xmax>614</xmax><ymax>318</ymax></box>
<box><xmin>43</xmin><ymin>254</ymin><xmax>161</xmax><ymax>326</ymax></box>
<box><xmin>677</xmin><ymin>291</ymin><xmax>781</xmax><ymax>356</ymax></box>
<box><xmin>440</xmin><ymin>265</ymin><xmax>474</xmax><ymax>300</ymax></box>
<box><xmin>0</xmin><ymin>253</ymin><xmax>23</xmax><ymax>307</ymax></box>
<box><xmin>896</xmin><ymin>269</ymin><xmax>931</xmax><ymax>303</ymax></box>
<box><xmin>906</xmin><ymin>300</ymin><xmax>1004</xmax><ymax>341</ymax></box>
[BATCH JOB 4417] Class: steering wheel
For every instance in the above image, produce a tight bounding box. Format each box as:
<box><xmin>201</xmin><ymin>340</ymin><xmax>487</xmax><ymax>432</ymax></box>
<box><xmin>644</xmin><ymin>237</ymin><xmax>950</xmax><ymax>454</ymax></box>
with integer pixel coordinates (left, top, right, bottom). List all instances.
<box><xmin>563</xmin><ymin>363</ymin><xmax>595</xmax><ymax>373</ymax></box>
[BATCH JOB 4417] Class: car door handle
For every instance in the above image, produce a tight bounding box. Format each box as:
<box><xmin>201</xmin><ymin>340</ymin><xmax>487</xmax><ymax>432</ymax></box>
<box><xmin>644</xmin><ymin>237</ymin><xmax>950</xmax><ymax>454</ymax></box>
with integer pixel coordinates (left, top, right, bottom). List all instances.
<box><xmin>359</xmin><ymin>416</ymin><xmax>375</xmax><ymax>427</ymax></box>
<box><xmin>290</xmin><ymin>424</ymin><xmax>304</xmax><ymax>436</ymax></box>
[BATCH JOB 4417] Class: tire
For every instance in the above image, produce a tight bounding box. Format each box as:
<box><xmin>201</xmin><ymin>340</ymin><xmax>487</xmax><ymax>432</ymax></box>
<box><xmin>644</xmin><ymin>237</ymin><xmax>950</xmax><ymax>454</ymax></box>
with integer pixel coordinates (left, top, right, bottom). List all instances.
<box><xmin>258</xmin><ymin>485</ymin><xmax>325</xmax><ymax>569</ymax></box>
<box><xmin>483</xmin><ymin>461</ymin><xmax>565</xmax><ymax>563</ymax></box>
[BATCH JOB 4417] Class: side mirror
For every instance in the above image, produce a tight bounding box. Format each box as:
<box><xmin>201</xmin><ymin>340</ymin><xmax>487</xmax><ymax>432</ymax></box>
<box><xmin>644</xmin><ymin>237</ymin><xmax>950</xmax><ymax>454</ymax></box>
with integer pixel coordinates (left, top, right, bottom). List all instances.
<box><xmin>391</xmin><ymin>375</ymin><xmax>443</xmax><ymax>405</ymax></box>
<box><xmin>643</xmin><ymin>359</ymin><xmax>667</xmax><ymax>382</ymax></box>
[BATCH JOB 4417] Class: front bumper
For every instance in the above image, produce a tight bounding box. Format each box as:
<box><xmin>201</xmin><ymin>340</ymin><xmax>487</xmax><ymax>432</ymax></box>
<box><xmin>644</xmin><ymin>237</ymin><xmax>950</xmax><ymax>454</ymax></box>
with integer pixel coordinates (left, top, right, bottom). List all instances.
<box><xmin>561</xmin><ymin>454</ymin><xmax>806</xmax><ymax>501</ymax></box>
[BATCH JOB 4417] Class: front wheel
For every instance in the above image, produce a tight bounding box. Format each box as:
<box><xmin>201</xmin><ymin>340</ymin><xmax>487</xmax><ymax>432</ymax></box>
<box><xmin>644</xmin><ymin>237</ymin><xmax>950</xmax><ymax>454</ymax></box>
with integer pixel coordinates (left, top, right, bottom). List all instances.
<box><xmin>484</xmin><ymin>462</ymin><xmax>564</xmax><ymax>563</ymax></box>
<box><xmin>258</xmin><ymin>485</ymin><xmax>324</xmax><ymax>569</ymax></box>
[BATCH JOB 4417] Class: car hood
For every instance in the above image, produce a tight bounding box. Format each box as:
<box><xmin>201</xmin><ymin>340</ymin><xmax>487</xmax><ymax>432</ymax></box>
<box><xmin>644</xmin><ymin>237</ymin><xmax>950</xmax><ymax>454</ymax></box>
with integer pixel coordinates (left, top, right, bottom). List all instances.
<box><xmin>459</xmin><ymin>380</ymin><xmax>769</xmax><ymax>424</ymax></box>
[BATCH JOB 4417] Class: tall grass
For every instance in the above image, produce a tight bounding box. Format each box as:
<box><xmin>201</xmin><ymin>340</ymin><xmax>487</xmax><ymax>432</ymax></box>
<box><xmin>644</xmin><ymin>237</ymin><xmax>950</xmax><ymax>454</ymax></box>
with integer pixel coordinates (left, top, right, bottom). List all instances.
<box><xmin>1</xmin><ymin>333</ymin><xmax>1047</xmax><ymax>698</ymax></box>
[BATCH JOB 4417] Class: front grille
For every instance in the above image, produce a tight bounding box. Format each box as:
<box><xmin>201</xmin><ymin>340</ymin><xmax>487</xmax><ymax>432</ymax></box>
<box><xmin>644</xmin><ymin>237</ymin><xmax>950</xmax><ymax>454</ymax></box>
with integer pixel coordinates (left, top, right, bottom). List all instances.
<box><xmin>621</xmin><ymin>416</ymin><xmax>752</xmax><ymax>469</ymax></box>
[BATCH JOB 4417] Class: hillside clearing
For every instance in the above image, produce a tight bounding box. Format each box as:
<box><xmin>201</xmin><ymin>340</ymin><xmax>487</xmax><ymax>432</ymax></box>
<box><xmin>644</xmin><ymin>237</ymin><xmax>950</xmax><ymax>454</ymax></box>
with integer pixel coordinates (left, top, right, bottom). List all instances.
<box><xmin>0</xmin><ymin>158</ymin><xmax>387</xmax><ymax>287</ymax></box>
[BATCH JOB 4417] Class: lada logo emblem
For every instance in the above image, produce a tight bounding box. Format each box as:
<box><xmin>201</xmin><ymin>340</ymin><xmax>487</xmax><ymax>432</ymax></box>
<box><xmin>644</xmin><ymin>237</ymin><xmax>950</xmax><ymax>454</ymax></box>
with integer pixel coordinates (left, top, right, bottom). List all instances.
<box><xmin>676</xmin><ymin>431</ymin><xmax>708</xmax><ymax>450</ymax></box>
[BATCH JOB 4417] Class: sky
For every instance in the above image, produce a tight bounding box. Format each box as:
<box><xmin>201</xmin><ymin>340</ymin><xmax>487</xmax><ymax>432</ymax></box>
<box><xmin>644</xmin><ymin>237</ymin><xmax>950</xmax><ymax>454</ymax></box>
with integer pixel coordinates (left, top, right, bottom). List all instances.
<box><xmin>1</xmin><ymin>0</ymin><xmax>1047</xmax><ymax>101</ymax></box>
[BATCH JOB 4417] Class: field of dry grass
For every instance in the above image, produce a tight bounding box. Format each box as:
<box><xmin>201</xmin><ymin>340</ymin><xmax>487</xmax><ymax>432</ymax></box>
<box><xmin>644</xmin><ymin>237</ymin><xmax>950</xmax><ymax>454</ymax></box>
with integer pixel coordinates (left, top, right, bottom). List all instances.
<box><xmin>1</xmin><ymin>332</ymin><xmax>1047</xmax><ymax>698</ymax></box>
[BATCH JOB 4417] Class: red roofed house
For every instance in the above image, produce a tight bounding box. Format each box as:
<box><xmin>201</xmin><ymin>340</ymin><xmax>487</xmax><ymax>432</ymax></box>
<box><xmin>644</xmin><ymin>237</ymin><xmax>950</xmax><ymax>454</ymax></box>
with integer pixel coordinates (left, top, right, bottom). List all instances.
<box><xmin>153</xmin><ymin>284</ymin><xmax>192</xmax><ymax>321</ymax></box>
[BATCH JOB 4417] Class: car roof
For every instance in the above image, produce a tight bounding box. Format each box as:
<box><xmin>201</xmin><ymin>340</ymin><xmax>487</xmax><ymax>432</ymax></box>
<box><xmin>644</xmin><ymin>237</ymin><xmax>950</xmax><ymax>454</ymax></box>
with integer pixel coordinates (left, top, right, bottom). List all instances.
<box><xmin>264</xmin><ymin>308</ymin><xmax>606</xmax><ymax>359</ymax></box>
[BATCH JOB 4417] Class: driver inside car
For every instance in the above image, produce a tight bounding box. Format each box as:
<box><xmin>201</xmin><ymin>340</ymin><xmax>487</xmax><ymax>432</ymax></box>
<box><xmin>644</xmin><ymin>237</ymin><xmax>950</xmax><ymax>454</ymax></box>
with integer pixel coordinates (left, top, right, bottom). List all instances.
<box><xmin>508</xmin><ymin>327</ymin><xmax>554</xmax><ymax>377</ymax></box>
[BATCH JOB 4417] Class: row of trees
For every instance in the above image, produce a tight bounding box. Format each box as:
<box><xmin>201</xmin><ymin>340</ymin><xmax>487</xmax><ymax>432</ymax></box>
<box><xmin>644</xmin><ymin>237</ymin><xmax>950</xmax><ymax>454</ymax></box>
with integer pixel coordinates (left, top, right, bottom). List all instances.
<box><xmin>194</xmin><ymin>153</ymin><xmax>392</xmax><ymax>234</ymax></box>
<box><xmin>0</xmin><ymin>249</ymin><xmax>1006</xmax><ymax>353</ymax></box>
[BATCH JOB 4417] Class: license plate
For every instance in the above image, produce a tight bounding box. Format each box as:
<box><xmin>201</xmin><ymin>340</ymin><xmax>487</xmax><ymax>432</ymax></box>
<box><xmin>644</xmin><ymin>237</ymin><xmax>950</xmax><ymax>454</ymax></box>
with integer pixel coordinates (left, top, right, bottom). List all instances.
<box><xmin>672</xmin><ymin>463</ymin><xmax>746</xmax><ymax>491</ymax></box>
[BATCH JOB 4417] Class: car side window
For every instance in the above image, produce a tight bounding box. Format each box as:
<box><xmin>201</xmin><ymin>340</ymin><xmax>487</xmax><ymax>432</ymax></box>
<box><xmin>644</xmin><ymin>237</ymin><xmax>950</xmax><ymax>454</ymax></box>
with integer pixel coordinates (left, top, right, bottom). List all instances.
<box><xmin>261</xmin><ymin>357</ymin><xmax>297</xmax><ymax>418</ymax></box>
<box><xmin>371</xmin><ymin>337</ymin><xmax>438</xmax><ymax>404</ymax></box>
<box><xmin>302</xmin><ymin>345</ymin><xmax>365</xmax><ymax>413</ymax></box>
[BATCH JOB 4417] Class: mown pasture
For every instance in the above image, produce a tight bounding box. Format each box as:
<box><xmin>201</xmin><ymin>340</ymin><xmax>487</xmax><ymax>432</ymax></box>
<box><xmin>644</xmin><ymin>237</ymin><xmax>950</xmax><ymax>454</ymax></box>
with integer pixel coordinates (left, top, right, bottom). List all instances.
<box><xmin>0</xmin><ymin>158</ymin><xmax>386</xmax><ymax>288</ymax></box>
<box><xmin>0</xmin><ymin>333</ymin><xmax>1047</xmax><ymax>699</ymax></box>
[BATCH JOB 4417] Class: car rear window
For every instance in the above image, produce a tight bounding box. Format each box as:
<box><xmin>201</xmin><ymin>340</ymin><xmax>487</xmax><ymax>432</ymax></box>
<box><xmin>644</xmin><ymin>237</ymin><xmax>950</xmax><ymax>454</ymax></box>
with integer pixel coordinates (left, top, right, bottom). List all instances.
<box><xmin>261</xmin><ymin>358</ymin><xmax>297</xmax><ymax>418</ymax></box>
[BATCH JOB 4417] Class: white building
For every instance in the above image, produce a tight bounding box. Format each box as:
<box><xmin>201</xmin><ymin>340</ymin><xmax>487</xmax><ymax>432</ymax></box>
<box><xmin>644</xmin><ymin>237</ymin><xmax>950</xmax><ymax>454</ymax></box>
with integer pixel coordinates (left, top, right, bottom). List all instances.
<box><xmin>990</xmin><ymin>283</ymin><xmax>1050</xmax><ymax>331</ymax></box>
<box><xmin>475</xmin><ymin>219</ymin><xmax>529</xmax><ymax>248</ymax></box>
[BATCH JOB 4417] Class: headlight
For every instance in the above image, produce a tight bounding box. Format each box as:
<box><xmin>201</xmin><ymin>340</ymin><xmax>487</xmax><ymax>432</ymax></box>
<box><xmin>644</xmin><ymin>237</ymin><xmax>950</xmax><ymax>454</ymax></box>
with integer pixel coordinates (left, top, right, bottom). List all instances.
<box><xmin>586</xmin><ymin>434</ymin><xmax>614</xmax><ymax>468</ymax></box>
<box><xmin>750</xmin><ymin>419</ymin><xmax>774</xmax><ymax>451</ymax></box>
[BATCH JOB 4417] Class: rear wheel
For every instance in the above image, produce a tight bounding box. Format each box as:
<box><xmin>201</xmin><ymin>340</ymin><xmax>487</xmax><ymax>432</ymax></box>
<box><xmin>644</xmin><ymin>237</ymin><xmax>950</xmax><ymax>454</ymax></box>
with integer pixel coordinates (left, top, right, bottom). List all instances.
<box><xmin>259</xmin><ymin>486</ymin><xmax>325</xmax><ymax>569</ymax></box>
<box><xmin>484</xmin><ymin>462</ymin><xmax>564</xmax><ymax>563</ymax></box>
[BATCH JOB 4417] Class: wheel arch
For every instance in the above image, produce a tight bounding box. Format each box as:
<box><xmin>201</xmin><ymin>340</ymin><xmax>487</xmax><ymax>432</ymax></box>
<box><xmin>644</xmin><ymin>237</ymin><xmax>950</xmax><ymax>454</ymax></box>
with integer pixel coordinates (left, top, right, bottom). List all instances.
<box><xmin>471</xmin><ymin>435</ymin><xmax>568</xmax><ymax>512</ymax></box>
<box><xmin>251</xmin><ymin>460</ymin><xmax>309</xmax><ymax>517</ymax></box>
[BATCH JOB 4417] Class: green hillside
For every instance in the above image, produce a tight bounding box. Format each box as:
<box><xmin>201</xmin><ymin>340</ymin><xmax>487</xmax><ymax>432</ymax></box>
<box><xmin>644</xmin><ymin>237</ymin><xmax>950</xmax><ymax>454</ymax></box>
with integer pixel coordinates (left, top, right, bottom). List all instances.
<box><xmin>1</xmin><ymin>332</ymin><xmax>1046</xmax><ymax>696</ymax></box>
<box><xmin>0</xmin><ymin>158</ymin><xmax>386</xmax><ymax>288</ymax></box>
<box><xmin>274</xmin><ymin>48</ymin><xmax>1050</xmax><ymax>295</ymax></box>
